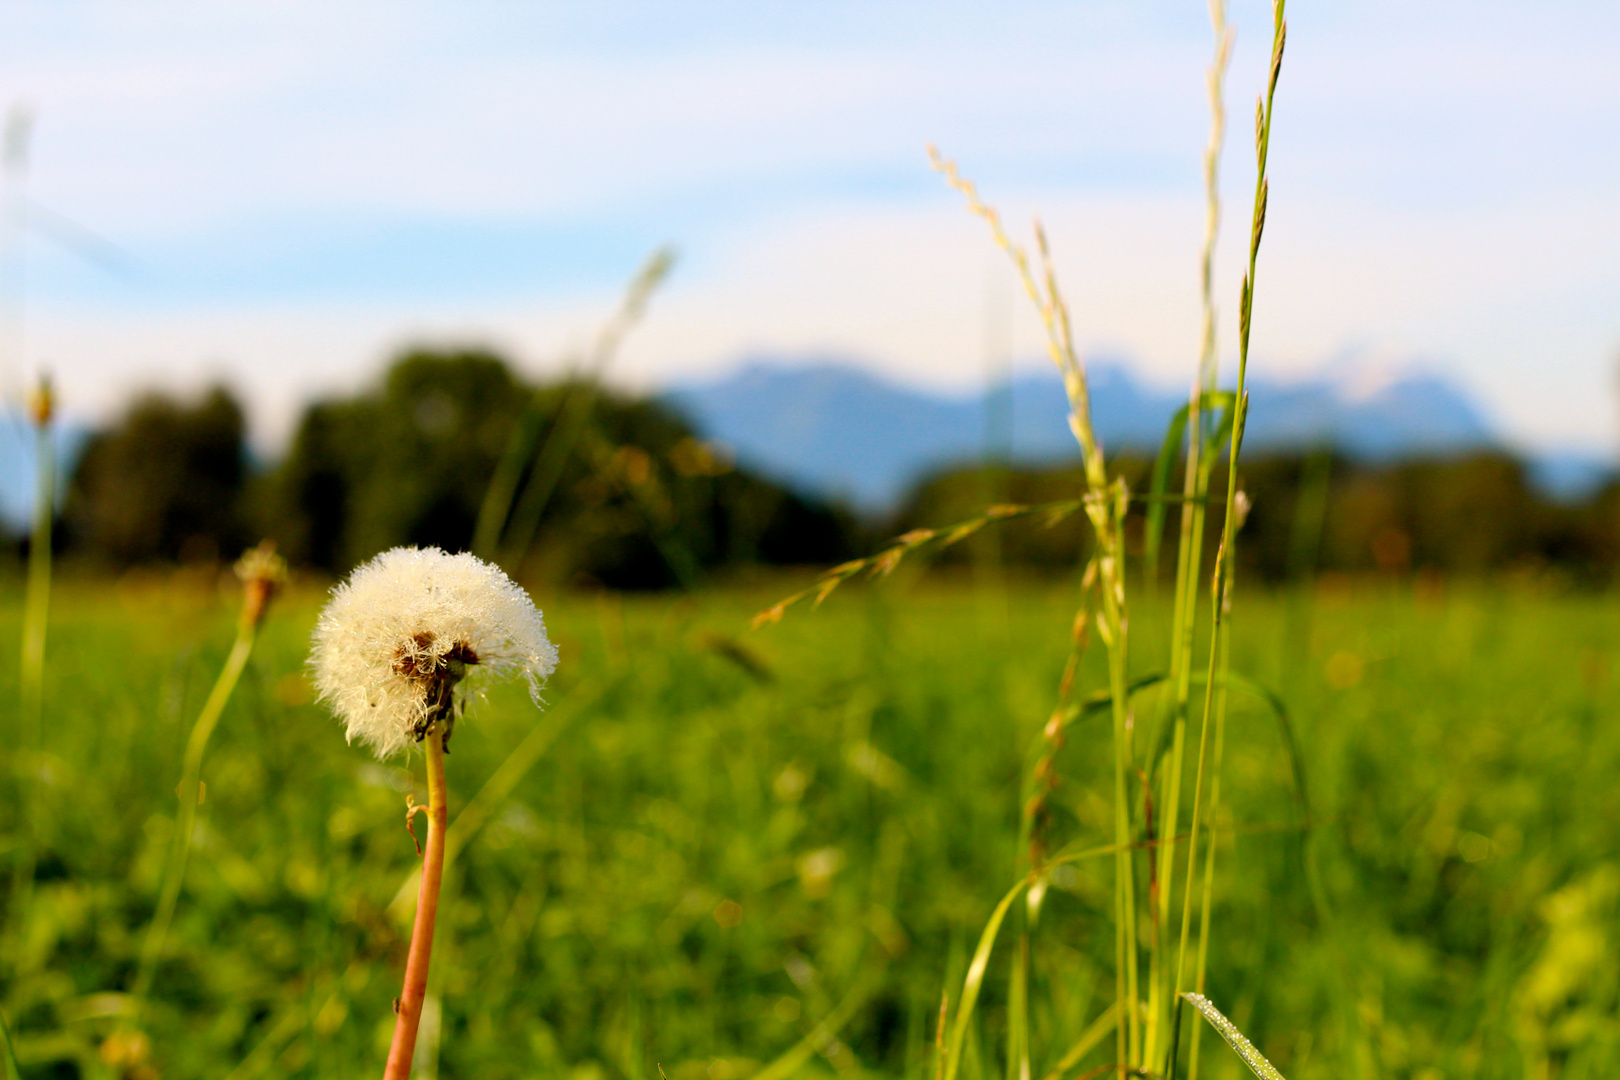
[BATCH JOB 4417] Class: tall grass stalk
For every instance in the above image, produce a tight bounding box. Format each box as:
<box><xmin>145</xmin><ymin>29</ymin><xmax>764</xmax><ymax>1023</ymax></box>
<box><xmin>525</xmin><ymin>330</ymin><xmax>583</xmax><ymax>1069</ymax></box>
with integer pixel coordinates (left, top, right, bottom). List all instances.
<box><xmin>1144</xmin><ymin>3</ymin><xmax>1232</xmax><ymax>1066</ymax></box>
<box><xmin>11</xmin><ymin>375</ymin><xmax>53</xmax><ymax>962</ymax></box>
<box><xmin>0</xmin><ymin>1007</ymin><xmax>19</xmax><ymax>1080</ymax></box>
<box><xmin>1170</xmin><ymin>4</ymin><xmax>1287</xmax><ymax>1079</ymax></box>
<box><xmin>472</xmin><ymin>247</ymin><xmax>674</xmax><ymax>566</ymax></box>
<box><xmin>1187</xmin><ymin>630</ymin><xmax>1230</xmax><ymax>1080</ymax></box>
<box><xmin>929</xmin><ymin>146</ymin><xmax>1140</xmax><ymax>1075</ymax></box>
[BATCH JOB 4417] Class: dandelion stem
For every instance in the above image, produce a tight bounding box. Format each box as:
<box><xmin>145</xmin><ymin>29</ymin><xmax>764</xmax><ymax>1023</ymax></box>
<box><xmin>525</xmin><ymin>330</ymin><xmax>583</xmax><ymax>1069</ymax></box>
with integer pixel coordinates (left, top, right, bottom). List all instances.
<box><xmin>130</xmin><ymin>622</ymin><xmax>256</xmax><ymax>1013</ymax></box>
<box><xmin>385</xmin><ymin>726</ymin><xmax>449</xmax><ymax>1080</ymax></box>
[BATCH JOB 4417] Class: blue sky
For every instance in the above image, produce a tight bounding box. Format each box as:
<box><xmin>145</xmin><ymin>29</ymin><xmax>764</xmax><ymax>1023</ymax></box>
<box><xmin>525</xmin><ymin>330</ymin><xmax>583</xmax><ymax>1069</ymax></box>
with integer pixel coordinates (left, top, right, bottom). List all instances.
<box><xmin>1</xmin><ymin>0</ymin><xmax>1616</xmax><ymax>453</ymax></box>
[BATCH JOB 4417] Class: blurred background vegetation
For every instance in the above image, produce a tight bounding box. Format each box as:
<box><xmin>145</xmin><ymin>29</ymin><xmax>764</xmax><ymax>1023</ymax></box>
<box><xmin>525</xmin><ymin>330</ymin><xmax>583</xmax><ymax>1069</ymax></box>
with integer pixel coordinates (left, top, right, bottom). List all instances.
<box><xmin>36</xmin><ymin>349</ymin><xmax>863</xmax><ymax>589</ymax></box>
<box><xmin>15</xmin><ymin>346</ymin><xmax>1619</xmax><ymax>588</ymax></box>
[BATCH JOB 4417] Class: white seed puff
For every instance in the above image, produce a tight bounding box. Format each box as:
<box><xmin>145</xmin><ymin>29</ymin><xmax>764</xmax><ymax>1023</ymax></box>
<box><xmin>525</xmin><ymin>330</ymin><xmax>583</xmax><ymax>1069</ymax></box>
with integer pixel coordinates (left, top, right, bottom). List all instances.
<box><xmin>311</xmin><ymin>547</ymin><xmax>558</xmax><ymax>759</ymax></box>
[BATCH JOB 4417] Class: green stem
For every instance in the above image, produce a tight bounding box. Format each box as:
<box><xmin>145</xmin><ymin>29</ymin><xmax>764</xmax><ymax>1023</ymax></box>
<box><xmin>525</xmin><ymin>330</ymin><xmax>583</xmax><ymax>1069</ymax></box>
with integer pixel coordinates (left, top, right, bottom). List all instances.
<box><xmin>129</xmin><ymin>624</ymin><xmax>256</xmax><ymax>1013</ymax></box>
<box><xmin>10</xmin><ymin>414</ymin><xmax>53</xmax><ymax>962</ymax></box>
<box><xmin>1174</xmin><ymin>5</ymin><xmax>1285</xmax><ymax>1075</ymax></box>
<box><xmin>0</xmin><ymin>1006</ymin><xmax>20</xmax><ymax>1080</ymax></box>
<box><xmin>1151</xmin><ymin>7</ymin><xmax>1230</xmax><ymax>1063</ymax></box>
<box><xmin>1097</xmin><ymin>518</ymin><xmax>1137</xmax><ymax>1073</ymax></box>
<box><xmin>1185</xmin><ymin>632</ymin><xmax>1229</xmax><ymax>1080</ymax></box>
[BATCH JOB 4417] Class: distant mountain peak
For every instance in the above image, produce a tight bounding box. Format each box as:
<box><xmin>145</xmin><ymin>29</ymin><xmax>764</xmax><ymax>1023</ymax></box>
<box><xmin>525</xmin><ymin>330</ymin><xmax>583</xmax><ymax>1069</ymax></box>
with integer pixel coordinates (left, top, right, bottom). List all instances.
<box><xmin>660</xmin><ymin>352</ymin><xmax>1520</xmax><ymax>513</ymax></box>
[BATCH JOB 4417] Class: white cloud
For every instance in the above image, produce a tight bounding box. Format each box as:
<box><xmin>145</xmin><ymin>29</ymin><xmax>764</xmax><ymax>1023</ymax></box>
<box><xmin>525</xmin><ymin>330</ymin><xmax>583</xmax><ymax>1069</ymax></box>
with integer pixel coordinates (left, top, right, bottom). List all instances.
<box><xmin>0</xmin><ymin>0</ymin><xmax>1614</xmax><ymax>458</ymax></box>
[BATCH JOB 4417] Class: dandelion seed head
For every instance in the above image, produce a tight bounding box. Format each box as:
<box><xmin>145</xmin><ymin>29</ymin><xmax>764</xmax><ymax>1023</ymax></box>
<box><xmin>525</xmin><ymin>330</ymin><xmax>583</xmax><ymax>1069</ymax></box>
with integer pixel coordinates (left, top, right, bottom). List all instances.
<box><xmin>310</xmin><ymin>546</ymin><xmax>558</xmax><ymax>759</ymax></box>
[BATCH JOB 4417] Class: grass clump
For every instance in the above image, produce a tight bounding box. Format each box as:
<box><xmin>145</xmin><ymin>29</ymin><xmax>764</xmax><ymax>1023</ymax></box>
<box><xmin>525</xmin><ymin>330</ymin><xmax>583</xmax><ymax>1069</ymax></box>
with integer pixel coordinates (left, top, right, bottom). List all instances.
<box><xmin>759</xmin><ymin>2</ymin><xmax>1290</xmax><ymax>1076</ymax></box>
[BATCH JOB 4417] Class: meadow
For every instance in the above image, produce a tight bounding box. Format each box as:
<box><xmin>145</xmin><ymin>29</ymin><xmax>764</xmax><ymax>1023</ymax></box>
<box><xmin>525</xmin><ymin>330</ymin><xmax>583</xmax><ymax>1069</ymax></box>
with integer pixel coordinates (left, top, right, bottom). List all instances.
<box><xmin>2</xmin><ymin>570</ymin><xmax>1615</xmax><ymax>1079</ymax></box>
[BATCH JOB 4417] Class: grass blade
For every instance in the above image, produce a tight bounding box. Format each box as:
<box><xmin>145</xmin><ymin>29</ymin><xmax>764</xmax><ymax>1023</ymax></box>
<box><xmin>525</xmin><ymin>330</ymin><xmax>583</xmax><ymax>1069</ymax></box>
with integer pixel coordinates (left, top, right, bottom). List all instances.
<box><xmin>475</xmin><ymin>246</ymin><xmax>675</xmax><ymax>564</ymax></box>
<box><xmin>1036</xmin><ymin>1001</ymin><xmax>1119</xmax><ymax>1080</ymax></box>
<box><xmin>0</xmin><ymin>1008</ymin><xmax>20</xmax><ymax>1080</ymax></box>
<box><xmin>1180</xmin><ymin>993</ymin><xmax>1285</xmax><ymax>1080</ymax></box>
<box><xmin>943</xmin><ymin>877</ymin><xmax>1029</xmax><ymax>1080</ymax></box>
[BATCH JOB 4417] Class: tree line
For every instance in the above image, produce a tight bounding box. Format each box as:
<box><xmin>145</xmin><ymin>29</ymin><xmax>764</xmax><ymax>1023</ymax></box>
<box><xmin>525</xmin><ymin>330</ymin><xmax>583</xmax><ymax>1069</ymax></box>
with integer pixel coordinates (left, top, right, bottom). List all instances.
<box><xmin>23</xmin><ymin>347</ymin><xmax>1620</xmax><ymax>586</ymax></box>
<box><xmin>898</xmin><ymin>452</ymin><xmax>1620</xmax><ymax>585</ymax></box>
<box><xmin>51</xmin><ymin>349</ymin><xmax>860</xmax><ymax>588</ymax></box>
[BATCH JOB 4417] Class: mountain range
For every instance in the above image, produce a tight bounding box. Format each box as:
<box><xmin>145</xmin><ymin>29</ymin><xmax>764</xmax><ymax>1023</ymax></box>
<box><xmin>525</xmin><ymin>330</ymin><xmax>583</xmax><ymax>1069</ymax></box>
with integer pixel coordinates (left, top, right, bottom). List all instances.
<box><xmin>662</xmin><ymin>356</ymin><xmax>1610</xmax><ymax>513</ymax></box>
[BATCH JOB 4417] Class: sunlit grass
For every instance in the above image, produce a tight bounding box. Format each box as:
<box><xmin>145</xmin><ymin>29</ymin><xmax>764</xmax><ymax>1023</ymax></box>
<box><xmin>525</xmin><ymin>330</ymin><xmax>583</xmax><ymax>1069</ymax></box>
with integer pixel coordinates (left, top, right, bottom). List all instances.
<box><xmin>1</xmin><ymin>574</ymin><xmax>1616</xmax><ymax>1077</ymax></box>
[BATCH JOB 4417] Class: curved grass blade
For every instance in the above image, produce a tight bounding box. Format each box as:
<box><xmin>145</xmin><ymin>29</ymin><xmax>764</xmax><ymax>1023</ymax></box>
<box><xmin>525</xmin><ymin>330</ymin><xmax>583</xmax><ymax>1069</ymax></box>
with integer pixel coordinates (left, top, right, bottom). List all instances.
<box><xmin>1036</xmin><ymin>1001</ymin><xmax>1119</xmax><ymax>1080</ymax></box>
<box><xmin>1180</xmin><ymin>993</ymin><xmax>1286</xmax><ymax>1080</ymax></box>
<box><xmin>0</xmin><ymin>1008</ymin><xmax>20</xmax><ymax>1080</ymax></box>
<box><xmin>1221</xmin><ymin>671</ymin><xmax>1308</xmax><ymax>825</ymax></box>
<box><xmin>943</xmin><ymin>877</ymin><xmax>1029</xmax><ymax>1080</ymax></box>
<box><xmin>474</xmin><ymin>246</ymin><xmax>675</xmax><ymax>564</ymax></box>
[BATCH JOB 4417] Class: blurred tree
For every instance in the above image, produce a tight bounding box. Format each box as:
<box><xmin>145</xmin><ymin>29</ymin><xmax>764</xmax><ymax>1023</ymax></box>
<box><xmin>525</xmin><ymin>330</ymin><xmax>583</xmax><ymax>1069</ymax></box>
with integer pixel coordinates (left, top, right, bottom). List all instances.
<box><xmin>267</xmin><ymin>348</ymin><xmax>862</xmax><ymax>586</ymax></box>
<box><xmin>63</xmin><ymin>386</ymin><xmax>248</xmax><ymax>564</ymax></box>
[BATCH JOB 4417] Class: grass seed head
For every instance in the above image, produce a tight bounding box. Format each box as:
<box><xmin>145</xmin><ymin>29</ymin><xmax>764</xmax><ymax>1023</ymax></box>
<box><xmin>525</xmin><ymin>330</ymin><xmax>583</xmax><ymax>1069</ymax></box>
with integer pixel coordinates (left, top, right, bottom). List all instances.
<box><xmin>27</xmin><ymin>373</ymin><xmax>54</xmax><ymax>427</ymax></box>
<box><xmin>310</xmin><ymin>546</ymin><xmax>558</xmax><ymax>759</ymax></box>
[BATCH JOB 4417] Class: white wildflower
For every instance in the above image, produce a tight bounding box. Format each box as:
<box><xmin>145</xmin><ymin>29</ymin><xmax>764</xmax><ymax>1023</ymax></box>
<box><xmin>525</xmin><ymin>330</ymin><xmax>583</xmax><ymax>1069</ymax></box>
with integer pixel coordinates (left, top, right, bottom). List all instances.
<box><xmin>310</xmin><ymin>547</ymin><xmax>558</xmax><ymax>759</ymax></box>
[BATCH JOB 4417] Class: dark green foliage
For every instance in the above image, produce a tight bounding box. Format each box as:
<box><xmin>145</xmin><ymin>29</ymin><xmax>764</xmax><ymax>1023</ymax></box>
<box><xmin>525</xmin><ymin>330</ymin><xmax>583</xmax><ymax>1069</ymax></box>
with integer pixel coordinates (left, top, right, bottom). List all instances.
<box><xmin>62</xmin><ymin>387</ymin><xmax>249</xmax><ymax>565</ymax></box>
<box><xmin>263</xmin><ymin>349</ymin><xmax>861</xmax><ymax>585</ymax></box>
<box><xmin>898</xmin><ymin>451</ymin><xmax>1620</xmax><ymax>583</ymax></box>
<box><xmin>268</xmin><ymin>349</ymin><xmax>532</xmax><ymax>570</ymax></box>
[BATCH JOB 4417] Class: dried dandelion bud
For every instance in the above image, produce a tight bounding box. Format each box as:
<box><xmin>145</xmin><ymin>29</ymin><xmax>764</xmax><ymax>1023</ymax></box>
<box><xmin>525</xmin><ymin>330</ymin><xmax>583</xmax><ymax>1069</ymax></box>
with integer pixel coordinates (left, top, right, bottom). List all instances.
<box><xmin>310</xmin><ymin>547</ymin><xmax>558</xmax><ymax>759</ymax></box>
<box><xmin>27</xmin><ymin>375</ymin><xmax>53</xmax><ymax>427</ymax></box>
<box><xmin>235</xmin><ymin>540</ymin><xmax>289</xmax><ymax>631</ymax></box>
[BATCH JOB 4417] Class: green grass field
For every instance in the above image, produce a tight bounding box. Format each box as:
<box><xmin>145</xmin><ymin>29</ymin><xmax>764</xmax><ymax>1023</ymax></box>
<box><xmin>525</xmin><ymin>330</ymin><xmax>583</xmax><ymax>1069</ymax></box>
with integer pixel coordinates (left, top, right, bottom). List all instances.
<box><xmin>2</xmin><ymin>572</ymin><xmax>1617</xmax><ymax>1079</ymax></box>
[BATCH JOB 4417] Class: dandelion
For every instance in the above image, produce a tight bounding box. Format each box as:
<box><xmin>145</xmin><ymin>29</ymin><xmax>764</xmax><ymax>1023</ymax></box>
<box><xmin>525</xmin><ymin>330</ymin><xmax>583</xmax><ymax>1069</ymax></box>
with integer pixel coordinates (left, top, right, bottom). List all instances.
<box><xmin>312</xmin><ymin>546</ymin><xmax>557</xmax><ymax>759</ymax></box>
<box><xmin>125</xmin><ymin>540</ymin><xmax>288</xmax><ymax>1050</ymax></box>
<box><xmin>310</xmin><ymin>546</ymin><xmax>556</xmax><ymax>1080</ymax></box>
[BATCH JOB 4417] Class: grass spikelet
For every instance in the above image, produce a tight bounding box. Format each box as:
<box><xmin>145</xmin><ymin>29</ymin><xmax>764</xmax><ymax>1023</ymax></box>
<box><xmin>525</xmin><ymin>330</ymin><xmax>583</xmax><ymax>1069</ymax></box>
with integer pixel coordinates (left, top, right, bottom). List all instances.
<box><xmin>751</xmin><ymin>499</ymin><xmax>1089</xmax><ymax>628</ymax></box>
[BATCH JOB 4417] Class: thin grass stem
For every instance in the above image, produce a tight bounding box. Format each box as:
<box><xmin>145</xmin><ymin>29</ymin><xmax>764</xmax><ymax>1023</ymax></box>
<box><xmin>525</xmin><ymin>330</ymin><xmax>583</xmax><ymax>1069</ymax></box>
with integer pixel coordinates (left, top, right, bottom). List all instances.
<box><xmin>478</xmin><ymin>248</ymin><xmax>674</xmax><ymax>566</ymax></box>
<box><xmin>1152</xmin><ymin>7</ymin><xmax>1232</xmax><ymax>1069</ymax></box>
<box><xmin>1173</xmin><ymin>4</ymin><xmax>1285</xmax><ymax>1075</ymax></box>
<box><xmin>1036</xmin><ymin>1002</ymin><xmax>1120</xmax><ymax>1080</ymax></box>
<box><xmin>1186</xmin><ymin>633</ymin><xmax>1229</xmax><ymax>1080</ymax></box>
<box><xmin>11</xmin><ymin>380</ymin><xmax>55</xmax><ymax>949</ymax></box>
<box><xmin>0</xmin><ymin>1007</ymin><xmax>20</xmax><ymax>1080</ymax></box>
<box><xmin>750</xmin><ymin>966</ymin><xmax>881</xmax><ymax>1080</ymax></box>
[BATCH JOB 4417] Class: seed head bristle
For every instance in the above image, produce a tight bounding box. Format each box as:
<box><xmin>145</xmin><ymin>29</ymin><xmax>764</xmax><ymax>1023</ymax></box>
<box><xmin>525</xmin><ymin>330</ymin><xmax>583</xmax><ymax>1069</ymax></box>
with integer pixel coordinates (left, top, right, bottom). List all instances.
<box><xmin>310</xmin><ymin>547</ymin><xmax>558</xmax><ymax>759</ymax></box>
